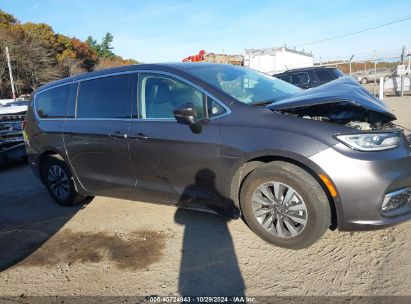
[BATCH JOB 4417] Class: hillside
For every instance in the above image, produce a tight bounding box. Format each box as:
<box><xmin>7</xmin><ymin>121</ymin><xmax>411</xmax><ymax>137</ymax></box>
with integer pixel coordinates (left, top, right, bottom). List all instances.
<box><xmin>0</xmin><ymin>10</ymin><xmax>139</xmax><ymax>98</ymax></box>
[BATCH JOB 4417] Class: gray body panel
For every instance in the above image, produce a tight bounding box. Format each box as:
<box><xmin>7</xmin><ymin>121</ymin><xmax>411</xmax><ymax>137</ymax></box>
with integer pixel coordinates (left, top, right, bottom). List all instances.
<box><xmin>25</xmin><ymin>63</ymin><xmax>411</xmax><ymax>231</ymax></box>
<box><xmin>310</xmin><ymin>142</ymin><xmax>411</xmax><ymax>230</ymax></box>
<box><xmin>63</xmin><ymin>119</ymin><xmax>135</xmax><ymax>195</ymax></box>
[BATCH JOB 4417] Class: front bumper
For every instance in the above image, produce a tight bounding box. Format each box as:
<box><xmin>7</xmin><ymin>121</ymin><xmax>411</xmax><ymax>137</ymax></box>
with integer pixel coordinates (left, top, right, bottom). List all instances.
<box><xmin>310</xmin><ymin>142</ymin><xmax>411</xmax><ymax>231</ymax></box>
<box><xmin>0</xmin><ymin>112</ymin><xmax>26</xmax><ymax>162</ymax></box>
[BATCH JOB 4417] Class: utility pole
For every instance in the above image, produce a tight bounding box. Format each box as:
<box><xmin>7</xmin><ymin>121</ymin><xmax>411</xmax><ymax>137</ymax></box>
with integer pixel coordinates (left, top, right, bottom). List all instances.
<box><xmin>349</xmin><ymin>54</ymin><xmax>354</xmax><ymax>76</ymax></box>
<box><xmin>373</xmin><ymin>50</ymin><xmax>377</xmax><ymax>96</ymax></box>
<box><xmin>400</xmin><ymin>45</ymin><xmax>406</xmax><ymax>97</ymax></box>
<box><xmin>408</xmin><ymin>52</ymin><xmax>410</xmax><ymax>74</ymax></box>
<box><xmin>5</xmin><ymin>46</ymin><xmax>16</xmax><ymax>100</ymax></box>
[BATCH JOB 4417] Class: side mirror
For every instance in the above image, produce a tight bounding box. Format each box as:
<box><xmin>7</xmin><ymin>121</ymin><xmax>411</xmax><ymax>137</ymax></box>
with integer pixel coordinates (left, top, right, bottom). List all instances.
<box><xmin>173</xmin><ymin>103</ymin><xmax>203</xmax><ymax>134</ymax></box>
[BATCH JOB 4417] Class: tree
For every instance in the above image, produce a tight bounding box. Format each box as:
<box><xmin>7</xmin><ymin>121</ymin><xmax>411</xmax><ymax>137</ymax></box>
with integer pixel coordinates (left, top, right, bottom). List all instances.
<box><xmin>71</xmin><ymin>37</ymin><xmax>97</xmax><ymax>71</ymax></box>
<box><xmin>61</xmin><ymin>57</ymin><xmax>84</xmax><ymax>76</ymax></box>
<box><xmin>0</xmin><ymin>10</ymin><xmax>138</xmax><ymax>98</ymax></box>
<box><xmin>0</xmin><ymin>9</ymin><xmax>17</xmax><ymax>27</ymax></box>
<box><xmin>20</xmin><ymin>22</ymin><xmax>57</xmax><ymax>47</ymax></box>
<box><xmin>0</xmin><ymin>23</ymin><xmax>63</xmax><ymax>95</ymax></box>
<box><xmin>86</xmin><ymin>35</ymin><xmax>98</xmax><ymax>51</ymax></box>
<box><xmin>95</xmin><ymin>56</ymin><xmax>138</xmax><ymax>70</ymax></box>
<box><xmin>99</xmin><ymin>32</ymin><xmax>115</xmax><ymax>59</ymax></box>
<box><xmin>14</xmin><ymin>31</ymin><xmax>63</xmax><ymax>90</ymax></box>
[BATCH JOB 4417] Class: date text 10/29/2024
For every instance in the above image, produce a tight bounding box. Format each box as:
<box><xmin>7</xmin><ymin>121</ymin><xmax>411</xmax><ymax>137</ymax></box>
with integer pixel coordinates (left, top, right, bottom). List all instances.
<box><xmin>148</xmin><ymin>296</ymin><xmax>256</xmax><ymax>303</ymax></box>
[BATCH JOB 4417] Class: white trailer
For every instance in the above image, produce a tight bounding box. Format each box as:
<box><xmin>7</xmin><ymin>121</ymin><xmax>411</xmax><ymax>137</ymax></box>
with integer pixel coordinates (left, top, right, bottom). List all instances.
<box><xmin>244</xmin><ymin>47</ymin><xmax>314</xmax><ymax>74</ymax></box>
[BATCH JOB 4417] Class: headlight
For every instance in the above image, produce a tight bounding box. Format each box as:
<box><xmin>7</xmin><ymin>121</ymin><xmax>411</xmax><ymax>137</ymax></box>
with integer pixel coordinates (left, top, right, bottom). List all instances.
<box><xmin>336</xmin><ymin>132</ymin><xmax>400</xmax><ymax>151</ymax></box>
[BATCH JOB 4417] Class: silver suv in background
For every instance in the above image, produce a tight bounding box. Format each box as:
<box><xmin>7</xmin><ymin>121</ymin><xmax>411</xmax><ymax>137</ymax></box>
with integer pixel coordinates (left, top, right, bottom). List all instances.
<box><xmin>354</xmin><ymin>68</ymin><xmax>393</xmax><ymax>84</ymax></box>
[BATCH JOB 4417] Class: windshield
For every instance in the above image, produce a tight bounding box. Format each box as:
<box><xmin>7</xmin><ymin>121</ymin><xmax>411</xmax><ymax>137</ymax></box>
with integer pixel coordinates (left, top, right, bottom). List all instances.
<box><xmin>186</xmin><ymin>64</ymin><xmax>302</xmax><ymax>105</ymax></box>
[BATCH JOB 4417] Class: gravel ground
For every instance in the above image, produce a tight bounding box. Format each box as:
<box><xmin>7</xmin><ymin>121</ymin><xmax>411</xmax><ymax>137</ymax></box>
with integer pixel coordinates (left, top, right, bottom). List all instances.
<box><xmin>0</xmin><ymin>97</ymin><xmax>410</xmax><ymax>298</ymax></box>
<box><xmin>384</xmin><ymin>96</ymin><xmax>411</xmax><ymax>133</ymax></box>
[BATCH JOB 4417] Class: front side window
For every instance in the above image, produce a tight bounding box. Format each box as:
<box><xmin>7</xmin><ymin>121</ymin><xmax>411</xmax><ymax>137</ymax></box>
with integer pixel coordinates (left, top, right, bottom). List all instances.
<box><xmin>139</xmin><ymin>74</ymin><xmax>207</xmax><ymax>120</ymax></box>
<box><xmin>35</xmin><ymin>85</ymin><xmax>69</xmax><ymax>118</ymax></box>
<box><xmin>186</xmin><ymin>65</ymin><xmax>301</xmax><ymax>105</ymax></box>
<box><xmin>76</xmin><ymin>75</ymin><xmax>131</xmax><ymax>119</ymax></box>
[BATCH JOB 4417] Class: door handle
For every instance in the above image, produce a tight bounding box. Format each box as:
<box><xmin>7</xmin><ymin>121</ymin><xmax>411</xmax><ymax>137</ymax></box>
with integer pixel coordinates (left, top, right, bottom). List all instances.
<box><xmin>129</xmin><ymin>132</ymin><xmax>149</xmax><ymax>140</ymax></box>
<box><xmin>108</xmin><ymin>131</ymin><xmax>127</xmax><ymax>139</ymax></box>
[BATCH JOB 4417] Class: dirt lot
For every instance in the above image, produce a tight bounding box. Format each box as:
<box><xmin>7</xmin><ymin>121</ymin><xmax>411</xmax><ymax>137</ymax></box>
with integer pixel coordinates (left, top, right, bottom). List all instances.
<box><xmin>0</xmin><ymin>97</ymin><xmax>411</xmax><ymax>298</ymax></box>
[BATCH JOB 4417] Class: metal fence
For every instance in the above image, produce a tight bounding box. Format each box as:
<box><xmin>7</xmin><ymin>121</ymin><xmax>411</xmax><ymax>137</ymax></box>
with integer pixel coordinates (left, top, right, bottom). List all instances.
<box><xmin>316</xmin><ymin>47</ymin><xmax>411</xmax><ymax>98</ymax></box>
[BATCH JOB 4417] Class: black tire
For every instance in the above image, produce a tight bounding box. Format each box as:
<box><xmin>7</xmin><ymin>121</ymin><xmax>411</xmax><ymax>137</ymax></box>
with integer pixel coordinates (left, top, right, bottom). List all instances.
<box><xmin>360</xmin><ymin>77</ymin><xmax>368</xmax><ymax>84</ymax></box>
<box><xmin>240</xmin><ymin>161</ymin><xmax>331</xmax><ymax>249</ymax></box>
<box><xmin>42</xmin><ymin>155</ymin><xmax>91</xmax><ymax>206</ymax></box>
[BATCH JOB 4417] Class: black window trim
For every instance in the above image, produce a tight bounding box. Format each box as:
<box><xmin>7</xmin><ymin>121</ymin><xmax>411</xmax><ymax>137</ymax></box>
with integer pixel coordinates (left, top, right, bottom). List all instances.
<box><xmin>33</xmin><ymin>82</ymin><xmax>71</xmax><ymax>120</ymax></box>
<box><xmin>33</xmin><ymin>70</ymin><xmax>231</xmax><ymax>121</ymax></box>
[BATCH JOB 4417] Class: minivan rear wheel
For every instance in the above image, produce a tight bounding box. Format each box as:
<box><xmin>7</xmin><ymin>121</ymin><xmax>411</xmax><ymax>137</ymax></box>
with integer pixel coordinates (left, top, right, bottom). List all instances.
<box><xmin>42</xmin><ymin>156</ymin><xmax>91</xmax><ymax>206</ymax></box>
<box><xmin>240</xmin><ymin>161</ymin><xmax>331</xmax><ymax>249</ymax></box>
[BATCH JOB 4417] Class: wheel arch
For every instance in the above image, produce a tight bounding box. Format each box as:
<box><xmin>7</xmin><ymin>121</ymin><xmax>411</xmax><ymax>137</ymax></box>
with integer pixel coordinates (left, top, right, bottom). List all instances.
<box><xmin>37</xmin><ymin>149</ymin><xmax>89</xmax><ymax>196</ymax></box>
<box><xmin>230</xmin><ymin>153</ymin><xmax>339</xmax><ymax>229</ymax></box>
<box><xmin>38</xmin><ymin>149</ymin><xmax>64</xmax><ymax>183</ymax></box>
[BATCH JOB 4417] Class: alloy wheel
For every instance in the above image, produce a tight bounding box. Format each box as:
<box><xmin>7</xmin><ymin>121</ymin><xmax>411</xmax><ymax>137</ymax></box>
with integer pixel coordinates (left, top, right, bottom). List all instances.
<box><xmin>47</xmin><ymin>165</ymin><xmax>70</xmax><ymax>200</ymax></box>
<box><xmin>252</xmin><ymin>181</ymin><xmax>308</xmax><ymax>238</ymax></box>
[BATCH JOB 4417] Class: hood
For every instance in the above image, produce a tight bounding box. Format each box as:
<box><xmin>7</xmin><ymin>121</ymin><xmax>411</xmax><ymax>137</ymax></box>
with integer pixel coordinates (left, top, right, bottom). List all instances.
<box><xmin>0</xmin><ymin>99</ymin><xmax>29</xmax><ymax>115</ymax></box>
<box><xmin>0</xmin><ymin>105</ymin><xmax>28</xmax><ymax>115</ymax></box>
<box><xmin>269</xmin><ymin>76</ymin><xmax>395</xmax><ymax>123</ymax></box>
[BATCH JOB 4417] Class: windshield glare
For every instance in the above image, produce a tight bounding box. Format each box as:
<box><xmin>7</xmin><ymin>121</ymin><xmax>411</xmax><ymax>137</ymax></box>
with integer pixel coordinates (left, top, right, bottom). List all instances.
<box><xmin>187</xmin><ymin>65</ymin><xmax>302</xmax><ymax>104</ymax></box>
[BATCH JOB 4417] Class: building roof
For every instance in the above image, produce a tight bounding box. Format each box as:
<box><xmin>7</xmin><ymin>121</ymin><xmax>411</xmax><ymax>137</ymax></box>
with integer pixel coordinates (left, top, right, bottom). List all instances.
<box><xmin>245</xmin><ymin>47</ymin><xmax>313</xmax><ymax>57</ymax></box>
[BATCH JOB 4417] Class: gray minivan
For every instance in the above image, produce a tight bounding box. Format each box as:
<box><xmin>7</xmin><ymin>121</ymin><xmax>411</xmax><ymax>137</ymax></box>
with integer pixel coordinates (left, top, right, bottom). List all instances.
<box><xmin>24</xmin><ymin>63</ymin><xmax>411</xmax><ymax>249</ymax></box>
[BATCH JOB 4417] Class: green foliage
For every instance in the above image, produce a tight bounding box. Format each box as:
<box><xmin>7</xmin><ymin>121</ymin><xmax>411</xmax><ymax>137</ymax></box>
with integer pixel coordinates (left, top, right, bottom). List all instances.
<box><xmin>100</xmin><ymin>32</ymin><xmax>115</xmax><ymax>58</ymax></box>
<box><xmin>86</xmin><ymin>35</ymin><xmax>100</xmax><ymax>53</ymax></box>
<box><xmin>86</xmin><ymin>33</ymin><xmax>115</xmax><ymax>59</ymax></box>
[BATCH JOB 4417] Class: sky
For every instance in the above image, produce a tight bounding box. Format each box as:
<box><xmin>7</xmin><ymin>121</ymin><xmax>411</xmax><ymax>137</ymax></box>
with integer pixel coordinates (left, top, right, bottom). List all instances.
<box><xmin>1</xmin><ymin>0</ymin><xmax>411</xmax><ymax>63</ymax></box>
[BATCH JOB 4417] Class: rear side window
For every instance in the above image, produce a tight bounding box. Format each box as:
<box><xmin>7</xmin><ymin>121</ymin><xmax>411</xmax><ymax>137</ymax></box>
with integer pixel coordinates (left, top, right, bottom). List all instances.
<box><xmin>76</xmin><ymin>75</ymin><xmax>131</xmax><ymax>119</ymax></box>
<box><xmin>35</xmin><ymin>85</ymin><xmax>69</xmax><ymax>118</ymax></box>
<box><xmin>315</xmin><ymin>70</ymin><xmax>333</xmax><ymax>81</ymax></box>
<box><xmin>290</xmin><ymin>72</ymin><xmax>309</xmax><ymax>85</ymax></box>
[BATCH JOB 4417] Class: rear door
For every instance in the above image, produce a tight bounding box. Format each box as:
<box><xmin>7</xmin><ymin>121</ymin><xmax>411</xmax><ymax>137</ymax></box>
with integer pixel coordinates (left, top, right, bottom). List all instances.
<box><xmin>30</xmin><ymin>84</ymin><xmax>72</xmax><ymax>162</ymax></box>
<box><xmin>127</xmin><ymin>72</ymin><xmax>227</xmax><ymax>212</ymax></box>
<box><xmin>63</xmin><ymin>74</ymin><xmax>136</xmax><ymax>197</ymax></box>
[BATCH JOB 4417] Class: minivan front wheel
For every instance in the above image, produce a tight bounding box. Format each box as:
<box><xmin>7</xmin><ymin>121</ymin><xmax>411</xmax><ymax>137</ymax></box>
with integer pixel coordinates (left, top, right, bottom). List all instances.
<box><xmin>42</xmin><ymin>156</ymin><xmax>90</xmax><ymax>206</ymax></box>
<box><xmin>240</xmin><ymin>161</ymin><xmax>331</xmax><ymax>249</ymax></box>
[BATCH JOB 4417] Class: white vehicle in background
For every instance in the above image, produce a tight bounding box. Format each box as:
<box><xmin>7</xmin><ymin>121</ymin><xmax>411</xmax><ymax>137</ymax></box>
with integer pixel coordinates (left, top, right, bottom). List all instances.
<box><xmin>0</xmin><ymin>98</ymin><xmax>29</xmax><ymax>162</ymax></box>
<box><xmin>384</xmin><ymin>77</ymin><xmax>411</xmax><ymax>93</ymax></box>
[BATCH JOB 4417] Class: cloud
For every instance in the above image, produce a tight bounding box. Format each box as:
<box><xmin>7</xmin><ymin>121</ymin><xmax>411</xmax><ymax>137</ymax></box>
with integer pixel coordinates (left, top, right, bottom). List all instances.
<box><xmin>30</xmin><ymin>3</ymin><xmax>40</xmax><ymax>10</ymax></box>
